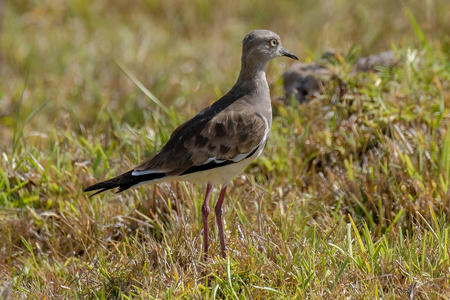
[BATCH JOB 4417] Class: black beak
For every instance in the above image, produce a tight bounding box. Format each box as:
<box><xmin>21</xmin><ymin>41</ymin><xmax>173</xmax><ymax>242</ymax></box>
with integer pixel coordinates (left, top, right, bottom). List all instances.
<box><xmin>280</xmin><ymin>47</ymin><xmax>298</xmax><ymax>60</ymax></box>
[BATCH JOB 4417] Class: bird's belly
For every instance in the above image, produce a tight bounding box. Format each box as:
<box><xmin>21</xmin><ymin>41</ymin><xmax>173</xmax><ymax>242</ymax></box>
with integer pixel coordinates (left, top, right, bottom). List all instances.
<box><xmin>178</xmin><ymin>147</ymin><xmax>264</xmax><ymax>186</ymax></box>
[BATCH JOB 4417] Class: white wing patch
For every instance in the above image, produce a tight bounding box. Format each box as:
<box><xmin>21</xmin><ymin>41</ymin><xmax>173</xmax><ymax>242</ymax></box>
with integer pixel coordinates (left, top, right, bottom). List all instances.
<box><xmin>131</xmin><ymin>169</ymin><xmax>164</xmax><ymax>176</ymax></box>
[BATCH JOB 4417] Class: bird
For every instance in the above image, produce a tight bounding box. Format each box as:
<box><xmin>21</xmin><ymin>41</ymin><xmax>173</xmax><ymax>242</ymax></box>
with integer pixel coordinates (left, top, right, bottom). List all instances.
<box><xmin>84</xmin><ymin>29</ymin><xmax>298</xmax><ymax>259</ymax></box>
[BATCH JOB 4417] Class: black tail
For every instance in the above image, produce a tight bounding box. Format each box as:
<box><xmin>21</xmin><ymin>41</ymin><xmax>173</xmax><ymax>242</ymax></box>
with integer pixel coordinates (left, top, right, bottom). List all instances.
<box><xmin>84</xmin><ymin>170</ymin><xmax>166</xmax><ymax>197</ymax></box>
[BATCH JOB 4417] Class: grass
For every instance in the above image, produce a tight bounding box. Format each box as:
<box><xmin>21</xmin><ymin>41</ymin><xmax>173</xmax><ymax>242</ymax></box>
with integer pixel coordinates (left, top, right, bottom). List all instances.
<box><xmin>1</xmin><ymin>0</ymin><xmax>450</xmax><ymax>298</ymax></box>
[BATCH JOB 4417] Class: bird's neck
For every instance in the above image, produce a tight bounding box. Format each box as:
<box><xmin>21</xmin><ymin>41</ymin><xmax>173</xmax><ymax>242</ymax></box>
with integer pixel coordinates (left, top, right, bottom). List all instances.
<box><xmin>230</xmin><ymin>54</ymin><xmax>272</xmax><ymax>127</ymax></box>
<box><xmin>235</xmin><ymin>55</ymin><xmax>269</xmax><ymax>93</ymax></box>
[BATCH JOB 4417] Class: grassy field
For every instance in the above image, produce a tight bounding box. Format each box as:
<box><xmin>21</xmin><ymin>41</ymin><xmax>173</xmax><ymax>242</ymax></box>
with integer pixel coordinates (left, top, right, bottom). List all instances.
<box><xmin>2</xmin><ymin>0</ymin><xmax>450</xmax><ymax>298</ymax></box>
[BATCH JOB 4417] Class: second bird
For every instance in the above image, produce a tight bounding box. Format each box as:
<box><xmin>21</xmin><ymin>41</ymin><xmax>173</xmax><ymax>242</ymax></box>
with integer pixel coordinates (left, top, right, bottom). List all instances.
<box><xmin>84</xmin><ymin>29</ymin><xmax>298</xmax><ymax>259</ymax></box>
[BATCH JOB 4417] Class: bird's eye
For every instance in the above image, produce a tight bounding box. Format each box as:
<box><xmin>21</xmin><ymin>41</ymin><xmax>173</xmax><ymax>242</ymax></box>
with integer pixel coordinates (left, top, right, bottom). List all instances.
<box><xmin>269</xmin><ymin>39</ymin><xmax>278</xmax><ymax>47</ymax></box>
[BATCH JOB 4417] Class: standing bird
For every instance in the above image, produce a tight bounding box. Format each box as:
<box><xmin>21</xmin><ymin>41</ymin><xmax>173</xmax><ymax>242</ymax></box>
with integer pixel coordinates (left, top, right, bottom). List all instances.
<box><xmin>84</xmin><ymin>29</ymin><xmax>298</xmax><ymax>258</ymax></box>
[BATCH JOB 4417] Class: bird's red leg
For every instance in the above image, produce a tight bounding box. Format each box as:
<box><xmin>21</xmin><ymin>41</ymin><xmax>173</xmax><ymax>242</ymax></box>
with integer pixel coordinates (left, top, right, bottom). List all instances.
<box><xmin>201</xmin><ymin>183</ymin><xmax>212</xmax><ymax>260</ymax></box>
<box><xmin>215</xmin><ymin>186</ymin><xmax>227</xmax><ymax>258</ymax></box>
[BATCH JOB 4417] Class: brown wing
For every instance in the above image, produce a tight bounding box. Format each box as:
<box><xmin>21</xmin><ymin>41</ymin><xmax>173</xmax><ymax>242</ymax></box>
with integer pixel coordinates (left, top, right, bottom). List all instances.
<box><xmin>186</xmin><ymin>107</ymin><xmax>267</xmax><ymax>164</ymax></box>
<box><xmin>134</xmin><ymin>101</ymin><xmax>268</xmax><ymax>176</ymax></box>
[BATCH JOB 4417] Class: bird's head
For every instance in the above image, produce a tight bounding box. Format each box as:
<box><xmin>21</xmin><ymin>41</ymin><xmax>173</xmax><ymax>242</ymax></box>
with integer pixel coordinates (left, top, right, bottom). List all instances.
<box><xmin>242</xmin><ymin>29</ymin><xmax>298</xmax><ymax>62</ymax></box>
